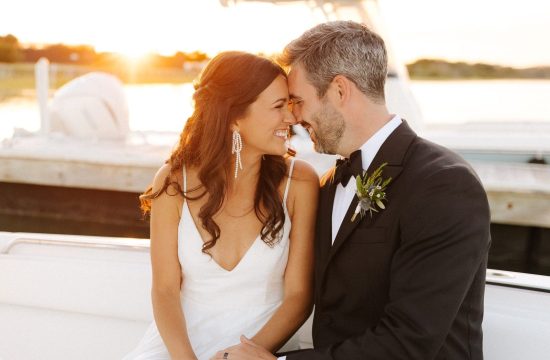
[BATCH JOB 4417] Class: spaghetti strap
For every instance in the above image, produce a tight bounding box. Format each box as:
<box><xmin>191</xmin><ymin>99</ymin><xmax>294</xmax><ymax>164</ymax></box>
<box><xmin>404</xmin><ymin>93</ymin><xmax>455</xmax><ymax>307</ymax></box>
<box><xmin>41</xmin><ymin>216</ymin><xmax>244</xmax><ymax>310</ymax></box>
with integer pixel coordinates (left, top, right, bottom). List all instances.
<box><xmin>182</xmin><ymin>165</ymin><xmax>187</xmax><ymax>194</ymax></box>
<box><xmin>125</xmin><ymin>164</ymin><xmax>293</xmax><ymax>360</ymax></box>
<box><xmin>283</xmin><ymin>158</ymin><xmax>296</xmax><ymax>205</ymax></box>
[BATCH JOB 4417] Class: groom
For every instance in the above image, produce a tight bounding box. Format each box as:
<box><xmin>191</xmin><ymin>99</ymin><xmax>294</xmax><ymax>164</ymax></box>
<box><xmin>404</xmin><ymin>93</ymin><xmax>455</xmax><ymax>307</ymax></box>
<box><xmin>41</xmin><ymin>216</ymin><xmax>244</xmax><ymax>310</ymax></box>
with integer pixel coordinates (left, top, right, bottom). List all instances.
<box><xmin>217</xmin><ymin>21</ymin><xmax>491</xmax><ymax>359</ymax></box>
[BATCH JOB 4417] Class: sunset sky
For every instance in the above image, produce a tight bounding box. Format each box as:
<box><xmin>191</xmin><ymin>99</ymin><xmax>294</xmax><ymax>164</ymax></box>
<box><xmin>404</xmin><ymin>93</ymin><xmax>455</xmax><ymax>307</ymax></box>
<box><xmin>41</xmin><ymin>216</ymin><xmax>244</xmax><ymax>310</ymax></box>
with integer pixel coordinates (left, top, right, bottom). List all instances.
<box><xmin>1</xmin><ymin>0</ymin><xmax>549</xmax><ymax>67</ymax></box>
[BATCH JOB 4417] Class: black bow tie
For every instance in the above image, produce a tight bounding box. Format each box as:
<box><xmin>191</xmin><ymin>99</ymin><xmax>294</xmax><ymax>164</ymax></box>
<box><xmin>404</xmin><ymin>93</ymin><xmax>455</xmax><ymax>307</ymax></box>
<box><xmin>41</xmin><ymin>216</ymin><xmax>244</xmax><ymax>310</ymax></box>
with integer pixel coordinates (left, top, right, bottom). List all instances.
<box><xmin>334</xmin><ymin>149</ymin><xmax>363</xmax><ymax>187</ymax></box>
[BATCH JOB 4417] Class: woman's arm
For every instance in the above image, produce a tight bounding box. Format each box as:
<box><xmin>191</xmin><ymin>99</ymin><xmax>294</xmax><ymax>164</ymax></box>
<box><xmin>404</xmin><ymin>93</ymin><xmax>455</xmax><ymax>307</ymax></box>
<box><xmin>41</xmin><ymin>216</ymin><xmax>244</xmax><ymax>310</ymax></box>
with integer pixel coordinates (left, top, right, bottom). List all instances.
<box><xmin>150</xmin><ymin>164</ymin><xmax>197</xmax><ymax>360</ymax></box>
<box><xmin>251</xmin><ymin>159</ymin><xmax>319</xmax><ymax>352</ymax></box>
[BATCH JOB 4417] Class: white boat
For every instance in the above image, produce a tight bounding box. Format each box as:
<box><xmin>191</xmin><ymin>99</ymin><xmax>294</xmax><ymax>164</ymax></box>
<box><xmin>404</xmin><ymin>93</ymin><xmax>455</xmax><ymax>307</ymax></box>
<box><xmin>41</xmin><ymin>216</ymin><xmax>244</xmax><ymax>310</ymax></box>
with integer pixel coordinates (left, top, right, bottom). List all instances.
<box><xmin>1</xmin><ymin>0</ymin><xmax>549</xmax><ymax>274</ymax></box>
<box><xmin>0</xmin><ymin>2</ymin><xmax>549</xmax><ymax>358</ymax></box>
<box><xmin>1</xmin><ymin>231</ymin><xmax>549</xmax><ymax>359</ymax></box>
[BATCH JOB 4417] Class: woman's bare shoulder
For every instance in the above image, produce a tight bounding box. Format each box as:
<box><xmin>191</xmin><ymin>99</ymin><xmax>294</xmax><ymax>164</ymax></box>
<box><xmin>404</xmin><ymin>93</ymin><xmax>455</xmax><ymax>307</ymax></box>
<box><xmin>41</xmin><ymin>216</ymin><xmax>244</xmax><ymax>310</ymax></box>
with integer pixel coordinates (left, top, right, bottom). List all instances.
<box><xmin>152</xmin><ymin>163</ymin><xmax>183</xmax><ymax>196</ymax></box>
<box><xmin>152</xmin><ymin>163</ymin><xmax>172</xmax><ymax>191</ymax></box>
<box><xmin>288</xmin><ymin>158</ymin><xmax>319</xmax><ymax>185</ymax></box>
<box><xmin>286</xmin><ymin>158</ymin><xmax>319</xmax><ymax>213</ymax></box>
<box><xmin>286</xmin><ymin>158</ymin><xmax>319</xmax><ymax>227</ymax></box>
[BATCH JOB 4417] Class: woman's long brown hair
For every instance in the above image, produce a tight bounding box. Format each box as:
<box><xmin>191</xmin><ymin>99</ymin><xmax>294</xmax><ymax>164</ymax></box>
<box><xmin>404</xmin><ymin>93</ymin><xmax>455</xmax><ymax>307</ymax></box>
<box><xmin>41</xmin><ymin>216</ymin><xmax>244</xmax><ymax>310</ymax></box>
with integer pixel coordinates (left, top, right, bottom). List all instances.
<box><xmin>140</xmin><ymin>51</ymin><xmax>292</xmax><ymax>253</ymax></box>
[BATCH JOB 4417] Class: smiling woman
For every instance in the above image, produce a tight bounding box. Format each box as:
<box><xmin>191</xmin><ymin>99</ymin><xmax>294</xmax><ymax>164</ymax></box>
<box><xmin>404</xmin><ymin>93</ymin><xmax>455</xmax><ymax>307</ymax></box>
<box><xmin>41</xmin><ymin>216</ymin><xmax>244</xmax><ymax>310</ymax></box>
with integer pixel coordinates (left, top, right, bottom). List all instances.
<box><xmin>123</xmin><ymin>51</ymin><xmax>317</xmax><ymax>360</ymax></box>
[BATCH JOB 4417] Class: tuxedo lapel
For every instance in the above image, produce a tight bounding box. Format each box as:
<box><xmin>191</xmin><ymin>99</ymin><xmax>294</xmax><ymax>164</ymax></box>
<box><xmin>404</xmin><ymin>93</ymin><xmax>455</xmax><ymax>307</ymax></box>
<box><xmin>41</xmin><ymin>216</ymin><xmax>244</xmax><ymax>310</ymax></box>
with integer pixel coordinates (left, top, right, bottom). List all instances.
<box><xmin>318</xmin><ymin>169</ymin><xmax>338</xmax><ymax>268</ymax></box>
<box><xmin>323</xmin><ymin>121</ymin><xmax>417</xmax><ymax>269</ymax></box>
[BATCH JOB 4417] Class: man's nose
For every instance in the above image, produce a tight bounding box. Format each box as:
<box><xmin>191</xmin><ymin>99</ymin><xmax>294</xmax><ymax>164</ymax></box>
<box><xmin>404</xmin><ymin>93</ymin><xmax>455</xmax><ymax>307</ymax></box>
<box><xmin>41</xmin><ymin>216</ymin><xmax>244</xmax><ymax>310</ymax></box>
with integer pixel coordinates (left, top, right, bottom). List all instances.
<box><xmin>284</xmin><ymin>109</ymin><xmax>298</xmax><ymax>125</ymax></box>
<box><xmin>289</xmin><ymin>106</ymin><xmax>302</xmax><ymax>124</ymax></box>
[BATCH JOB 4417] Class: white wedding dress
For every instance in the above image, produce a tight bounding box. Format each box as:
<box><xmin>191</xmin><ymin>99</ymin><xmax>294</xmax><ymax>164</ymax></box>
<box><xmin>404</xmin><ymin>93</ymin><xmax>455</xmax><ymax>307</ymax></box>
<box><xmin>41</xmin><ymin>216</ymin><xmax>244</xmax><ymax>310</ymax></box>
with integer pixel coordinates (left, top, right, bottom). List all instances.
<box><xmin>123</xmin><ymin>159</ymin><xmax>295</xmax><ymax>360</ymax></box>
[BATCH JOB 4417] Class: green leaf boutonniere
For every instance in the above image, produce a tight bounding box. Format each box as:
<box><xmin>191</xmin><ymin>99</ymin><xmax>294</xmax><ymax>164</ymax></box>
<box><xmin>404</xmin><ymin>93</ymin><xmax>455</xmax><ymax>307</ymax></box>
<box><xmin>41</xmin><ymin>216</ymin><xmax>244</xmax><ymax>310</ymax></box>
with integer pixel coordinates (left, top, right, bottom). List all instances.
<box><xmin>351</xmin><ymin>162</ymin><xmax>392</xmax><ymax>222</ymax></box>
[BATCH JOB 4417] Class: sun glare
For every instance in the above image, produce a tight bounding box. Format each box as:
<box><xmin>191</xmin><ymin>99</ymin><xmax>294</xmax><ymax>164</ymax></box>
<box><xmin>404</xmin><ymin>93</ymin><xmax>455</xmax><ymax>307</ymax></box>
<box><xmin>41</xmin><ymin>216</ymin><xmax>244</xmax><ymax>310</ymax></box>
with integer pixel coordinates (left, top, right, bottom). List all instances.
<box><xmin>118</xmin><ymin>47</ymin><xmax>152</xmax><ymax>65</ymax></box>
<box><xmin>1</xmin><ymin>0</ymin><xmax>548</xmax><ymax>67</ymax></box>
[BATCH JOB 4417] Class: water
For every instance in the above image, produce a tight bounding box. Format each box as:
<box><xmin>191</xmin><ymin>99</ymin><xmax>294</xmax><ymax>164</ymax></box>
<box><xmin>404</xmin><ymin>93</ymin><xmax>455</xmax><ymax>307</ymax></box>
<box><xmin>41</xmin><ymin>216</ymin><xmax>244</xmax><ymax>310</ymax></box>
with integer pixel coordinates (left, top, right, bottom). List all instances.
<box><xmin>410</xmin><ymin>80</ymin><xmax>550</xmax><ymax>125</ymax></box>
<box><xmin>0</xmin><ymin>84</ymin><xmax>196</xmax><ymax>139</ymax></box>
<box><xmin>1</xmin><ymin>80</ymin><xmax>549</xmax><ymax>140</ymax></box>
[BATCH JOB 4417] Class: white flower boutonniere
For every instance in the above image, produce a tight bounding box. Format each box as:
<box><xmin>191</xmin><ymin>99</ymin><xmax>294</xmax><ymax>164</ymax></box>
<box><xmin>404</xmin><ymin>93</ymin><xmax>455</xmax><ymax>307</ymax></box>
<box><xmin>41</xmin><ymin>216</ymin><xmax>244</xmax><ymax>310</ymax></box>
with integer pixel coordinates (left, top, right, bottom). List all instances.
<box><xmin>351</xmin><ymin>162</ymin><xmax>392</xmax><ymax>222</ymax></box>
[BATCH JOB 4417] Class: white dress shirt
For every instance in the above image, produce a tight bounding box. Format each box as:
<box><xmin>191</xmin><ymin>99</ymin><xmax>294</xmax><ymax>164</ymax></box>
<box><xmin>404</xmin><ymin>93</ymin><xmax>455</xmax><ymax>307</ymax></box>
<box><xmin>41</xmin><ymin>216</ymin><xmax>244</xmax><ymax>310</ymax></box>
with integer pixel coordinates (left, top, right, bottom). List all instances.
<box><xmin>331</xmin><ymin>115</ymin><xmax>402</xmax><ymax>244</ymax></box>
<box><xmin>277</xmin><ymin>116</ymin><xmax>402</xmax><ymax>360</ymax></box>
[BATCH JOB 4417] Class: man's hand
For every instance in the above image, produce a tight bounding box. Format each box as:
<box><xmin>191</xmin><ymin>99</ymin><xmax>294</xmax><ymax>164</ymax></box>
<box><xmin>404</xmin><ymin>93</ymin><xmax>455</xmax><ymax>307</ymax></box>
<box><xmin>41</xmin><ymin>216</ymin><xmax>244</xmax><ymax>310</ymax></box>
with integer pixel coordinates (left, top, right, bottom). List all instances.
<box><xmin>210</xmin><ymin>335</ymin><xmax>277</xmax><ymax>360</ymax></box>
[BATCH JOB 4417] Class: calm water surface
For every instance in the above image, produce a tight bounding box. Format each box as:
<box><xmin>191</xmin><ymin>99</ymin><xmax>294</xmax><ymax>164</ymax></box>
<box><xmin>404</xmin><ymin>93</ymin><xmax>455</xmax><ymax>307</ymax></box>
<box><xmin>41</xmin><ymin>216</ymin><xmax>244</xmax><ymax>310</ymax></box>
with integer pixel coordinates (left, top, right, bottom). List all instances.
<box><xmin>411</xmin><ymin>79</ymin><xmax>550</xmax><ymax>124</ymax></box>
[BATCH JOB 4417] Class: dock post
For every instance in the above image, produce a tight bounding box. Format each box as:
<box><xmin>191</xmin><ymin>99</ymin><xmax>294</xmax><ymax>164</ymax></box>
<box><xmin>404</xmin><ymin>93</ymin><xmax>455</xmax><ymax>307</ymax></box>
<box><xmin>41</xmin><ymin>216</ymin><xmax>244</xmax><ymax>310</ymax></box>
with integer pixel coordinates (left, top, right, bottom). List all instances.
<box><xmin>35</xmin><ymin>57</ymin><xmax>50</xmax><ymax>135</ymax></box>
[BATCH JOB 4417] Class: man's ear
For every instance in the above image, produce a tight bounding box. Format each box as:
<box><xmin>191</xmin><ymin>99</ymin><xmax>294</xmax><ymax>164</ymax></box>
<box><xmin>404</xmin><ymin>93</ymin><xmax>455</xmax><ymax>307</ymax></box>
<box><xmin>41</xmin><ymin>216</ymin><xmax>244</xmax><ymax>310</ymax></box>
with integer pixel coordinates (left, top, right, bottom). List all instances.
<box><xmin>331</xmin><ymin>75</ymin><xmax>351</xmax><ymax>105</ymax></box>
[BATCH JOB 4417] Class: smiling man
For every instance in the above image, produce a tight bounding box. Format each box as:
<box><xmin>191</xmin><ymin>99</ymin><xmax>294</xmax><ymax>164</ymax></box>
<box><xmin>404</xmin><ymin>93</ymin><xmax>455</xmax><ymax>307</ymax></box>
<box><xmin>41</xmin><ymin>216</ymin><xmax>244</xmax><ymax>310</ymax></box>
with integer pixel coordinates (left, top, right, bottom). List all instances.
<box><xmin>213</xmin><ymin>20</ymin><xmax>491</xmax><ymax>360</ymax></box>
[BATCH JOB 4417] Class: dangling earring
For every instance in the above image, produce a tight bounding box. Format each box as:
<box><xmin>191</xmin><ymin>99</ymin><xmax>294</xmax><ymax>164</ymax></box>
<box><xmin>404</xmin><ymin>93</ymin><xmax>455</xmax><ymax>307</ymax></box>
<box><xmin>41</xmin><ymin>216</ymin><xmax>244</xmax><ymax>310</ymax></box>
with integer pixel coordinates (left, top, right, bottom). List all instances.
<box><xmin>232</xmin><ymin>129</ymin><xmax>243</xmax><ymax>179</ymax></box>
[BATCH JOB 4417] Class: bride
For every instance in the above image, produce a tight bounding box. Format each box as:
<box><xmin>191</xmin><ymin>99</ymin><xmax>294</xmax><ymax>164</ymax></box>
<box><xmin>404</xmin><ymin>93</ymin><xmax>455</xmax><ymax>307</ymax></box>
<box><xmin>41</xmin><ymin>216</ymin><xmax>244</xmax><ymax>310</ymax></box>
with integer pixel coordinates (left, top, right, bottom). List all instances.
<box><xmin>123</xmin><ymin>51</ymin><xmax>319</xmax><ymax>360</ymax></box>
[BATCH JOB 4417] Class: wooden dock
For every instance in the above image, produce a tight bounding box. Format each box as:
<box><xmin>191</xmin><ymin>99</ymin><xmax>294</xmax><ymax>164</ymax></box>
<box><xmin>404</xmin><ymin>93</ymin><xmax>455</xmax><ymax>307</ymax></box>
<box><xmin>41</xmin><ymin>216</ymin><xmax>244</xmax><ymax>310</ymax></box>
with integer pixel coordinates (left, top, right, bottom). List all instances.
<box><xmin>1</xmin><ymin>131</ymin><xmax>550</xmax><ymax>275</ymax></box>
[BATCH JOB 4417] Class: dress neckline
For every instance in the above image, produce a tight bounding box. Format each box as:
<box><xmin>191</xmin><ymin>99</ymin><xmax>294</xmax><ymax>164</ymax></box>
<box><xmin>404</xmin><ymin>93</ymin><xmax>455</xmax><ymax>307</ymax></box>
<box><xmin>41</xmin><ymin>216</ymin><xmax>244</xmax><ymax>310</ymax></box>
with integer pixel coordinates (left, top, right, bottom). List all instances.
<box><xmin>183</xmin><ymin>200</ymin><xmax>261</xmax><ymax>273</ymax></box>
<box><xmin>180</xmin><ymin>158</ymin><xmax>295</xmax><ymax>273</ymax></box>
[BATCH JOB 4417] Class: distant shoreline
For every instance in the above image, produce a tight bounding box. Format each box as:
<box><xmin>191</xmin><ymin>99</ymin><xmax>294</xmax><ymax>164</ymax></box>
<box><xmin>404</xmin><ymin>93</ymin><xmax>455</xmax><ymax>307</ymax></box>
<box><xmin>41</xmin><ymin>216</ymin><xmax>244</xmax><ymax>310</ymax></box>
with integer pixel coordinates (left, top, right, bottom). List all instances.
<box><xmin>0</xmin><ymin>62</ymin><xmax>200</xmax><ymax>91</ymax></box>
<box><xmin>2</xmin><ymin>34</ymin><xmax>549</xmax><ymax>83</ymax></box>
<box><xmin>1</xmin><ymin>60</ymin><xmax>550</xmax><ymax>92</ymax></box>
<box><xmin>408</xmin><ymin>77</ymin><xmax>550</xmax><ymax>81</ymax></box>
<box><xmin>406</xmin><ymin>59</ymin><xmax>550</xmax><ymax>80</ymax></box>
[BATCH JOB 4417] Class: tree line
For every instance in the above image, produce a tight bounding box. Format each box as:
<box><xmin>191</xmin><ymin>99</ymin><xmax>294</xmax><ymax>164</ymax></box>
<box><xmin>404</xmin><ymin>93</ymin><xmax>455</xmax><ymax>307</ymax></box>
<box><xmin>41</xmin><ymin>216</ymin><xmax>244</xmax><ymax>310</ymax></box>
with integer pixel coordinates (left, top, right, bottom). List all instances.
<box><xmin>406</xmin><ymin>59</ymin><xmax>550</xmax><ymax>79</ymax></box>
<box><xmin>0</xmin><ymin>34</ymin><xmax>209</xmax><ymax>68</ymax></box>
<box><xmin>3</xmin><ymin>34</ymin><xmax>550</xmax><ymax>79</ymax></box>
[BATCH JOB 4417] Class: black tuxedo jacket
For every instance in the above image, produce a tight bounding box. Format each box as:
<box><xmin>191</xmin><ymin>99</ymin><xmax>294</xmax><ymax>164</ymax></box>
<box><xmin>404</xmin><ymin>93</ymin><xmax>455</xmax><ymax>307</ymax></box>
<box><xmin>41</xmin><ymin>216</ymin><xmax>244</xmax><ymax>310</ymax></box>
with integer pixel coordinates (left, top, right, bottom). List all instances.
<box><xmin>288</xmin><ymin>121</ymin><xmax>491</xmax><ymax>360</ymax></box>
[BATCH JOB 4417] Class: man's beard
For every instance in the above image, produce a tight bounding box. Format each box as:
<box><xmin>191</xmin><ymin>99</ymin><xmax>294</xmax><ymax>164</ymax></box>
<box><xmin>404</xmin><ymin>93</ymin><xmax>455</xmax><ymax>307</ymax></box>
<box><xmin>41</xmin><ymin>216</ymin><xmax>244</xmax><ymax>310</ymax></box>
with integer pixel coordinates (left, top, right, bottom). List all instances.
<box><xmin>310</xmin><ymin>103</ymin><xmax>345</xmax><ymax>155</ymax></box>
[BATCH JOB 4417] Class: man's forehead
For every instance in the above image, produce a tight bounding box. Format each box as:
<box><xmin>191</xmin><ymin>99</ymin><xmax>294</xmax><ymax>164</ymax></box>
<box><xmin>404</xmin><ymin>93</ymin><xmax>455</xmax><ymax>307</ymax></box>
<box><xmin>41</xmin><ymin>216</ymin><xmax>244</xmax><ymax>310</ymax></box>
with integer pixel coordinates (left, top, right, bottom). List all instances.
<box><xmin>287</xmin><ymin>67</ymin><xmax>298</xmax><ymax>85</ymax></box>
<box><xmin>287</xmin><ymin>64</ymin><xmax>304</xmax><ymax>81</ymax></box>
<box><xmin>287</xmin><ymin>65</ymin><xmax>308</xmax><ymax>95</ymax></box>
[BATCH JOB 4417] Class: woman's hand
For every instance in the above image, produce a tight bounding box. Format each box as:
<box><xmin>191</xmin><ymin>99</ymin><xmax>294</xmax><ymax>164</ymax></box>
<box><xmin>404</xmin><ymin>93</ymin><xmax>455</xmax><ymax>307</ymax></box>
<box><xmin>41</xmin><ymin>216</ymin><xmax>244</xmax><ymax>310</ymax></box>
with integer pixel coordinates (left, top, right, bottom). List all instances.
<box><xmin>210</xmin><ymin>336</ymin><xmax>276</xmax><ymax>360</ymax></box>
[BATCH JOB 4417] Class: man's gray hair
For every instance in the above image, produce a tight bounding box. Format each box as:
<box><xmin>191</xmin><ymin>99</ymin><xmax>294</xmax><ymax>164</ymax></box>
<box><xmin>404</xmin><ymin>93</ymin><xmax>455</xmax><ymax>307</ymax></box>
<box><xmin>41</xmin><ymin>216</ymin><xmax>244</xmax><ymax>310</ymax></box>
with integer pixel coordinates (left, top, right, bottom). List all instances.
<box><xmin>280</xmin><ymin>21</ymin><xmax>387</xmax><ymax>102</ymax></box>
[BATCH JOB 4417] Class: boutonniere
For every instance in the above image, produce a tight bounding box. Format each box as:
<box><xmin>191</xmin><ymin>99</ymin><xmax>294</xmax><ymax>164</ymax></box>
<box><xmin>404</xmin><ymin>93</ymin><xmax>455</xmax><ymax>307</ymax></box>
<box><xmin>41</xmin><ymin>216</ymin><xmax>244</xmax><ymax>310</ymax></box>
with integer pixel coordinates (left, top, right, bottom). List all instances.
<box><xmin>351</xmin><ymin>163</ymin><xmax>392</xmax><ymax>222</ymax></box>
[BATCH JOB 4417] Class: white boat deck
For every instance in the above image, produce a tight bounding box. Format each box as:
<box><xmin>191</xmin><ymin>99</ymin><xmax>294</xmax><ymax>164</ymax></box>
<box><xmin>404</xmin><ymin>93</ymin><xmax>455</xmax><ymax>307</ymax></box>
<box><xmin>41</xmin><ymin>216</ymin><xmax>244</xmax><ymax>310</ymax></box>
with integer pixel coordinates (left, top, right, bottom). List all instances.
<box><xmin>1</xmin><ymin>231</ymin><xmax>549</xmax><ymax>360</ymax></box>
